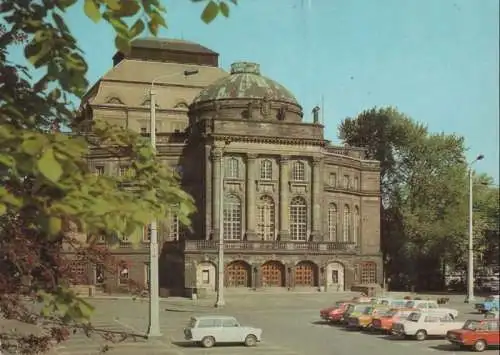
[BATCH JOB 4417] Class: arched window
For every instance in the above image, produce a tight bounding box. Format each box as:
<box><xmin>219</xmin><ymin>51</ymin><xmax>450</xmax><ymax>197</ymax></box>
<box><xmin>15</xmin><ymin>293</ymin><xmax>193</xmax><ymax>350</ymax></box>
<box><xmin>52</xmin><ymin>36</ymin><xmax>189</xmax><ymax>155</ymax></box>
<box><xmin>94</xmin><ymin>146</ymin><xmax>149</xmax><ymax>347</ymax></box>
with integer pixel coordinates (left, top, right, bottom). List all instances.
<box><xmin>290</xmin><ymin>197</ymin><xmax>307</xmax><ymax>241</ymax></box>
<box><xmin>360</xmin><ymin>262</ymin><xmax>377</xmax><ymax>284</ymax></box>
<box><xmin>223</xmin><ymin>194</ymin><xmax>241</xmax><ymax>240</ymax></box>
<box><xmin>260</xmin><ymin>159</ymin><xmax>272</xmax><ymax>180</ymax></box>
<box><xmin>353</xmin><ymin>206</ymin><xmax>360</xmax><ymax>244</ymax></box>
<box><xmin>343</xmin><ymin>205</ymin><xmax>351</xmax><ymax>242</ymax></box>
<box><xmin>225</xmin><ymin>157</ymin><xmax>239</xmax><ymax>178</ymax></box>
<box><xmin>257</xmin><ymin>196</ymin><xmax>275</xmax><ymax>240</ymax></box>
<box><xmin>327</xmin><ymin>203</ymin><xmax>337</xmax><ymax>241</ymax></box>
<box><xmin>292</xmin><ymin>161</ymin><xmax>305</xmax><ymax>181</ymax></box>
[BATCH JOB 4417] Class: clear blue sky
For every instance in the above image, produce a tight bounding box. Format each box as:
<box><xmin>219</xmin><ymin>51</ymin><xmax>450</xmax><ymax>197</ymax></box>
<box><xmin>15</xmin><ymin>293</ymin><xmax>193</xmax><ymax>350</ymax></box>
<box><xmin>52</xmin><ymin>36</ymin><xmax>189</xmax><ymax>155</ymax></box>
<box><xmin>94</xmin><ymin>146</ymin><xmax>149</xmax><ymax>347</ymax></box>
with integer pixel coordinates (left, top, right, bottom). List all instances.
<box><xmin>14</xmin><ymin>0</ymin><xmax>500</xmax><ymax>181</ymax></box>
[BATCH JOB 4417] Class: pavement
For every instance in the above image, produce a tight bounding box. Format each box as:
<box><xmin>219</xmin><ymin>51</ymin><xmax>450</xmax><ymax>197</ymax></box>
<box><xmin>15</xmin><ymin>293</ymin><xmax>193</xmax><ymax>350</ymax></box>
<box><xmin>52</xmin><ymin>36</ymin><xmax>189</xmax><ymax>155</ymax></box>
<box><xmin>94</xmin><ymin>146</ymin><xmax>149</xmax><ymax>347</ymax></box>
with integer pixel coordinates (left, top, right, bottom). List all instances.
<box><xmin>1</xmin><ymin>292</ymin><xmax>498</xmax><ymax>354</ymax></box>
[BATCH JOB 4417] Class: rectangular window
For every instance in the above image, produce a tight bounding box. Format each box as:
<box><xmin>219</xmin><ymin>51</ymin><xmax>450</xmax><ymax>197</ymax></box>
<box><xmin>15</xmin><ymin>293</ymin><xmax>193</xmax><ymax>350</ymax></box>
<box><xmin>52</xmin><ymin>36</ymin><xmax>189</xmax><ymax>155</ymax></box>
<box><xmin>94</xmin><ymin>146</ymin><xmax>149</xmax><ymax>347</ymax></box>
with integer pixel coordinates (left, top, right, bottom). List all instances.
<box><xmin>140</xmin><ymin>127</ymin><xmax>147</xmax><ymax>134</ymax></box>
<box><xmin>343</xmin><ymin>175</ymin><xmax>351</xmax><ymax>189</ymax></box>
<box><xmin>143</xmin><ymin>225</ymin><xmax>151</xmax><ymax>242</ymax></box>
<box><xmin>95</xmin><ymin>264</ymin><xmax>104</xmax><ymax>285</ymax></box>
<box><xmin>168</xmin><ymin>213</ymin><xmax>180</xmax><ymax>241</ymax></box>
<box><xmin>119</xmin><ymin>166</ymin><xmax>128</xmax><ymax>176</ymax></box>
<box><xmin>118</xmin><ymin>266</ymin><xmax>129</xmax><ymax>285</ymax></box>
<box><xmin>202</xmin><ymin>270</ymin><xmax>210</xmax><ymax>284</ymax></box>
<box><xmin>353</xmin><ymin>176</ymin><xmax>359</xmax><ymax>190</ymax></box>
<box><xmin>94</xmin><ymin>165</ymin><xmax>104</xmax><ymax>176</ymax></box>
<box><xmin>329</xmin><ymin>173</ymin><xmax>337</xmax><ymax>187</ymax></box>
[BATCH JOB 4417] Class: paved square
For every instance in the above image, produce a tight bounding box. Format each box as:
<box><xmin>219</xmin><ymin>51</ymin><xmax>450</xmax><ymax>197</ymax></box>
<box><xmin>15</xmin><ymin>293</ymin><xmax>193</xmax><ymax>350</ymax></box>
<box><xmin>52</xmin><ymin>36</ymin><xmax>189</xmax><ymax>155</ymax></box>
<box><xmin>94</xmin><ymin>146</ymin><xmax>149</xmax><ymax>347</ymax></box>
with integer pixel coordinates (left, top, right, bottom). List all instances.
<box><xmin>4</xmin><ymin>292</ymin><xmax>498</xmax><ymax>354</ymax></box>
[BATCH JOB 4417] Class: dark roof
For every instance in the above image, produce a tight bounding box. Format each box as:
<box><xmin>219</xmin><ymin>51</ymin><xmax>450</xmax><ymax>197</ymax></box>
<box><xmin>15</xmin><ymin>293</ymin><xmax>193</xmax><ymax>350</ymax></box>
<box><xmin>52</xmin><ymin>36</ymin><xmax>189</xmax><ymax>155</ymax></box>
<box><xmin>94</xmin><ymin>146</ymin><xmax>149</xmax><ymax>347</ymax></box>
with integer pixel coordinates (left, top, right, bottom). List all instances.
<box><xmin>130</xmin><ymin>37</ymin><xmax>217</xmax><ymax>55</ymax></box>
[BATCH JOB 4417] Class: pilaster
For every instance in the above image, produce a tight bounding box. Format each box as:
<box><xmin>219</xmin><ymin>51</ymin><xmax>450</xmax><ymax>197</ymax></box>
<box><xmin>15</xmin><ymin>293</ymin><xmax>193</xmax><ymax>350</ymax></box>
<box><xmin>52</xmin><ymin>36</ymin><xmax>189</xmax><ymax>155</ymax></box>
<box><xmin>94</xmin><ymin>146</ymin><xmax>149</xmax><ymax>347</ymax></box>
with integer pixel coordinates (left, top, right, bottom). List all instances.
<box><xmin>310</xmin><ymin>157</ymin><xmax>323</xmax><ymax>240</ymax></box>
<box><xmin>278</xmin><ymin>156</ymin><xmax>290</xmax><ymax>240</ymax></box>
<box><xmin>246</xmin><ymin>153</ymin><xmax>258</xmax><ymax>240</ymax></box>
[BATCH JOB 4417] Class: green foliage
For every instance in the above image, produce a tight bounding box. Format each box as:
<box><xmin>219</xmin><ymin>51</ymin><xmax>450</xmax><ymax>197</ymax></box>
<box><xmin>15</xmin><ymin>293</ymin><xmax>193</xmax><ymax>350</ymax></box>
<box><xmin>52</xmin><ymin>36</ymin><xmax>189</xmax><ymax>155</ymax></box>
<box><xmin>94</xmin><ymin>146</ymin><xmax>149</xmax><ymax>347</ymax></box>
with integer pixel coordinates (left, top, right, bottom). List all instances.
<box><xmin>339</xmin><ymin>106</ymin><xmax>498</xmax><ymax>290</ymax></box>
<box><xmin>0</xmin><ymin>0</ymin><xmax>239</xmax><ymax>351</ymax></box>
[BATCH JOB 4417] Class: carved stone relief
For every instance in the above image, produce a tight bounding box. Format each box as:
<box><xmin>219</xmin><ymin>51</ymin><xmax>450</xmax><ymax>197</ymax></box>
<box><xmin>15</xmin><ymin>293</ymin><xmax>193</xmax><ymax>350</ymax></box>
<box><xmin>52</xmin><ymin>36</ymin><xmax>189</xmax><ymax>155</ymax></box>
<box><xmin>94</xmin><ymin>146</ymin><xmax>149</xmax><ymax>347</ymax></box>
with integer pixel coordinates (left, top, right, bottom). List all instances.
<box><xmin>225</xmin><ymin>182</ymin><xmax>243</xmax><ymax>193</ymax></box>
<box><xmin>289</xmin><ymin>182</ymin><xmax>309</xmax><ymax>194</ymax></box>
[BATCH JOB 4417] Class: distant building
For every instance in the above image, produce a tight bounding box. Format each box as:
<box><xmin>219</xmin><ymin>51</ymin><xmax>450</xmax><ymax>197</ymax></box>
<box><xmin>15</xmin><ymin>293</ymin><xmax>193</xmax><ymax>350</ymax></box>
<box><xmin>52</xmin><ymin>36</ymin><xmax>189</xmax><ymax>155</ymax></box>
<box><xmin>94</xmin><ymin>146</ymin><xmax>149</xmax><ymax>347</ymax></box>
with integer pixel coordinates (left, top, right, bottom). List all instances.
<box><xmin>70</xmin><ymin>38</ymin><xmax>382</xmax><ymax>295</ymax></box>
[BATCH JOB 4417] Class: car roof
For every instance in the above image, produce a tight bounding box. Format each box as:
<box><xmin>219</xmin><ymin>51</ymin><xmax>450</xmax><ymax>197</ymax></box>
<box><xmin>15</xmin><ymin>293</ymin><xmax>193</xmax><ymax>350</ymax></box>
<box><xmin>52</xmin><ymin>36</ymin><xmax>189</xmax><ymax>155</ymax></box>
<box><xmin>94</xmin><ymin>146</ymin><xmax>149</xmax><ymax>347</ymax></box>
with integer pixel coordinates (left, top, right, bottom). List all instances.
<box><xmin>191</xmin><ymin>315</ymin><xmax>237</xmax><ymax>320</ymax></box>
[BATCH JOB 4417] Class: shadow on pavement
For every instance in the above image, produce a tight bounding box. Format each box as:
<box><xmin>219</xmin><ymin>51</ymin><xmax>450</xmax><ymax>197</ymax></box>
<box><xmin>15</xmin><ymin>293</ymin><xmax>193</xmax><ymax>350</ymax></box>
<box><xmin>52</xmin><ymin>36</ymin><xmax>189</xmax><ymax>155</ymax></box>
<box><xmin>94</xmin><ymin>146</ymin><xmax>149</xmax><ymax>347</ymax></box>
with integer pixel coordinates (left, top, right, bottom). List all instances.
<box><xmin>310</xmin><ymin>320</ymin><xmax>331</xmax><ymax>326</ymax></box>
<box><xmin>172</xmin><ymin>341</ymin><xmax>246</xmax><ymax>348</ymax></box>
<box><xmin>164</xmin><ymin>308</ymin><xmax>192</xmax><ymax>313</ymax></box>
<box><xmin>428</xmin><ymin>344</ymin><xmax>463</xmax><ymax>352</ymax></box>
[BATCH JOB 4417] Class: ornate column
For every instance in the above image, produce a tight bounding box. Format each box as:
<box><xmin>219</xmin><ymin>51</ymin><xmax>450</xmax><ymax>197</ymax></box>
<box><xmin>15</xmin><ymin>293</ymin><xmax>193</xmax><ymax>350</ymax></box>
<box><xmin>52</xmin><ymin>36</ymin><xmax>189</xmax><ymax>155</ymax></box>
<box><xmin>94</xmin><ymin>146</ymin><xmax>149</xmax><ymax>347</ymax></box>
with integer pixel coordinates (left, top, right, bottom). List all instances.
<box><xmin>211</xmin><ymin>147</ymin><xmax>223</xmax><ymax>239</ymax></box>
<box><xmin>310</xmin><ymin>157</ymin><xmax>323</xmax><ymax>240</ymax></box>
<box><xmin>246</xmin><ymin>153</ymin><xmax>258</xmax><ymax>240</ymax></box>
<box><xmin>278</xmin><ymin>156</ymin><xmax>290</xmax><ymax>240</ymax></box>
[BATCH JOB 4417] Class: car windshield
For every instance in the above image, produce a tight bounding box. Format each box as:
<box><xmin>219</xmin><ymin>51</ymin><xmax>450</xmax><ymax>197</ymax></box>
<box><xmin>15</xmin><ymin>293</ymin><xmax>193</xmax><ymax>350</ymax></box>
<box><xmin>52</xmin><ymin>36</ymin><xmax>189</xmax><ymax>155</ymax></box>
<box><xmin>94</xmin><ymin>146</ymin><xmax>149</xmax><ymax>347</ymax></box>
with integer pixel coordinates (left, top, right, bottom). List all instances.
<box><xmin>463</xmin><ymin>320</ymin><xmax>480</xmax><ymax>330</ymax></box>
<box><xmin>363</xmin><ymin>307</ymin><xmax>374</xmax><ymax>315</ymax></box>
<box><xmin>405</xmin><ymin>301</ymin><xmax>415</xmax><ymax>308</ymax></box>
<box><xmin>407</xmin><ymin>312</ymin><xmax>420</xmax><ymax>322</ymax></box>
<box><xmin>382</xmin><ymin>309</ymin><xmax>397</xmax><ymax>317</ymax></box>
<box><xmin>346</xmin><ymin>305</ymin><xmax>354</xmax><ymax>313</ymax></box>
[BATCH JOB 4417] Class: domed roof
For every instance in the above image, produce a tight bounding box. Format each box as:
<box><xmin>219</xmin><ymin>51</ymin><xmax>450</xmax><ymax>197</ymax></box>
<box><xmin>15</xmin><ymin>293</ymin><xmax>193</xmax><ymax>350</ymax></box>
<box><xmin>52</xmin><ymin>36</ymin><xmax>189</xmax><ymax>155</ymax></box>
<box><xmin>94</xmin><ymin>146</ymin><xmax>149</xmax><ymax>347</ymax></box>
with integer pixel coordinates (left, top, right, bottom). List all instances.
<box><xmin>192</xmin><ymin>62</ymin><xmax>299</xmax><ymax>106</ymax></box>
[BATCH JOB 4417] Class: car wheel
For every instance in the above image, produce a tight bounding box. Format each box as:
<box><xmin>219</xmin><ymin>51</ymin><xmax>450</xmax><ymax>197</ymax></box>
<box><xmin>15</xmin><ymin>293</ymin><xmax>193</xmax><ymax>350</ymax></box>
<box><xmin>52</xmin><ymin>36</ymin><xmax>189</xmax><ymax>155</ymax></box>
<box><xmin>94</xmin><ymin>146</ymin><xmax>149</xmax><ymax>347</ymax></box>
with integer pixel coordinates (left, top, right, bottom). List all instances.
<box><xmin>473</xmin><ymin>339</ymin><xmax>487</xmax><ymax>352</ymax></box>
<box><xmin>201</xmin><ymin>336</ymin><xmax>215</xmax><ymax>348</ymax></box>
<box><xmin>415</xmin><ymin>330</ymin><xmax>427</xmax><ymax>341</ymax></box>
<box><xmin>244</xmin><ymin>334</ymin><xmax>258</xmax><ymax>347</ymax></box>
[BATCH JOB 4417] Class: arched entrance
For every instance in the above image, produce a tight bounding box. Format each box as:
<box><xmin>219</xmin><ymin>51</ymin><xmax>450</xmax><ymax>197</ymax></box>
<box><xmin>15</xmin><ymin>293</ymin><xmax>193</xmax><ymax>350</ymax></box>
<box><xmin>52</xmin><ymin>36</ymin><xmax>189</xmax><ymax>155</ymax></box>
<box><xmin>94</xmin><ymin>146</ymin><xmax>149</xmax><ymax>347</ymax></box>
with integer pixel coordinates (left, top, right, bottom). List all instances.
<box><xmin>225</xmin><ymin>260</ymin><xmax>251</xmax><ymax>287</ymax></box>
<box><xmin>326</xmin><ymin>262</ymin><xmax>345</xmax><ymax>291</ymax></box>
<box><xmin>295</xmin><ymin>261</ymin><xmax>318</xmax><ymax>287</ymax></box>
<box><xmin>261</xmin><ymin>261</ymin><xmax>285</xmax><ymax>287</ymax></box>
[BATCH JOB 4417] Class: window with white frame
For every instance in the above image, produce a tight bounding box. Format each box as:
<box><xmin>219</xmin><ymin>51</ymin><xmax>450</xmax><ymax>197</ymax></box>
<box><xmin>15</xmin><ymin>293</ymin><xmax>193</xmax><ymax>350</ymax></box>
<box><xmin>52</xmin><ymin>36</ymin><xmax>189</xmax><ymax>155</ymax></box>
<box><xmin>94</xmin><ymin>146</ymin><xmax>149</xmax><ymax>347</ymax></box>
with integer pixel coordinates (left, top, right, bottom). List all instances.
<box><xmin>353</xmin><ymin>206</ymin><xmax>360</xmax><ymax>244</ymax></box>
<box><xmin>260</xmin><ymin>159</ymin><xmax>272</xmax><ymax>180</ymax></box>
<box><xmin>168</xmin><ymin>212</ymin><xmax>180</xmax><ymax>240</ymax></box>
<box><xmin>329</xmin><ymin>173</ymin><xmax>336</xmax><ymax>187</ymax></box>
<box><xmin>257</xmin><ymin>196</ymin><xmax>275</xmax><ymax>240</ymax></box>
<box><xmin>290</xmin><ymin>196</ymin><xmax>307</xmax><ymax>241</ymax></box>
<box><xmin>343</xmin><ymin>205</ymin><xmax>351</xmax><ymax>242</ymax></box>
<box><xmin>225</xmin><ymin>157</ymin><xmax>239</xmax><ymax>178</ymax></box>
<box><xmin>223</xmin><ymin>194</ymin><xmax>241</xmax><ymax>240</ymax></box>
<box><xmin>292</xmin><ymin>161</ymin><xmax>305</xmax><ymax>181</ymax></box>
<box><xmin>119</xmin><ymin>166</ymin><xmax>128</xmax><ymax>176</ymax></box>
<box><xmin>142</xmin><ymin>225</ymin><xmax>151</xmax><ymax>242</ymax></box>
<box><xmin>328</xmin><ymin>203</ymin><xmax>338</xmax><ymax>241</ymax></box>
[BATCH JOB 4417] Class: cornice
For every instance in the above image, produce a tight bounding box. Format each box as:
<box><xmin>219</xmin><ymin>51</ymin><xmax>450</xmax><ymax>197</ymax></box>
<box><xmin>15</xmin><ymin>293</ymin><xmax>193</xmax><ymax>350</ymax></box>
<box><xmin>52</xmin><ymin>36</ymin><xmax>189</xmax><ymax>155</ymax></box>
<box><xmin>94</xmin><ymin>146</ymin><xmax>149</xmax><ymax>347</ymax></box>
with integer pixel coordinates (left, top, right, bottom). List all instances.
<box><xmin>211</xmin><ymin>134</ymin><xmax>327</xmax><ymax>147</ymax></box>
<box><xmin>323</xmin><ymin>186</ymin><xmax>380</xmax><ymax>197</ymax></box>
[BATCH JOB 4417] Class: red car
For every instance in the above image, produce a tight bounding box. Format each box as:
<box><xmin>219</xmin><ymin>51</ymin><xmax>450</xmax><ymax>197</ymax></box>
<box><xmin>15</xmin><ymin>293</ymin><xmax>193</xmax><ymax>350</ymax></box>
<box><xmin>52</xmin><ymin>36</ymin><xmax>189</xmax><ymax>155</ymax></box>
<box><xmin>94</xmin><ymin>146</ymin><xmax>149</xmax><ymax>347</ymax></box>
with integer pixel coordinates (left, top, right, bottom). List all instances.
<box><xmin>446</xmin><ymin>318</ymin><xmax>500</xmax><ymax>352</ymax></box>
<box><xmin>326</xmin><ymin>303</ymin><xmax>353</xmax><ymax>323</ymax></box>
<box><xmin>319</xmin><ymin>301</ymin><xmax>349</xmax><ymax>321</ymax></box>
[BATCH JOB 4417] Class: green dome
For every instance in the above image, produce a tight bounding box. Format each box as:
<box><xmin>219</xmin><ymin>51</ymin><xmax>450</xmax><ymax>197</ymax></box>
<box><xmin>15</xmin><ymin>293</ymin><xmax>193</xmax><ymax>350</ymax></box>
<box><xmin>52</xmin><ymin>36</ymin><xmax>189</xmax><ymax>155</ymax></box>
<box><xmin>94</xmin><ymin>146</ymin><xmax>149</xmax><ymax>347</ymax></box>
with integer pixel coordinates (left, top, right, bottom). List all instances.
<box><xmin>192</xmin><ymin>62</ymin><xmax>299</xmax><ymax>105</ymax></box>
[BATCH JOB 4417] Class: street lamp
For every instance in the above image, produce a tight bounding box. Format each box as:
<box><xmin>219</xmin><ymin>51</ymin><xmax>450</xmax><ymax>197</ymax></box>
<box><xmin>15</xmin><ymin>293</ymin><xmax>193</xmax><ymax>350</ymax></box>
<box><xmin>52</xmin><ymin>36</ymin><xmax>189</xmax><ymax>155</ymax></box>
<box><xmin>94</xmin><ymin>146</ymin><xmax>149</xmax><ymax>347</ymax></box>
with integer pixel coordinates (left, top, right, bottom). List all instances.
<box><xmin>215</xmin><ymin>139</ymin><xmax>231</xmax><ymax>308</ymax></box>
<box><xmin>147</xmin><ymin>69</ymin><xmax>199</xmax><ymax>337</ymax></box>
<box><xmin>464</xmin><ymin>154</ymin><xmax>484</xmax><ymax>304</ymax></box>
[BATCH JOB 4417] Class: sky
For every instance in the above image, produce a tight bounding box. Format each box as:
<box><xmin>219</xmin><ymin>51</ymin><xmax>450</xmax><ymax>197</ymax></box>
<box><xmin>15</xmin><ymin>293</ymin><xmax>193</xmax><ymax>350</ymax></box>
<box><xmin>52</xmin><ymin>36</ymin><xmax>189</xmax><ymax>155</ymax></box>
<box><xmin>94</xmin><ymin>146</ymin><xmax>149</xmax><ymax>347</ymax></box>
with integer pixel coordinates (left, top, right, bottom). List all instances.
<box><xmin>9</xmin><ymin>0</ymin><xmax>500</xmax><ymax>181</ymax></box>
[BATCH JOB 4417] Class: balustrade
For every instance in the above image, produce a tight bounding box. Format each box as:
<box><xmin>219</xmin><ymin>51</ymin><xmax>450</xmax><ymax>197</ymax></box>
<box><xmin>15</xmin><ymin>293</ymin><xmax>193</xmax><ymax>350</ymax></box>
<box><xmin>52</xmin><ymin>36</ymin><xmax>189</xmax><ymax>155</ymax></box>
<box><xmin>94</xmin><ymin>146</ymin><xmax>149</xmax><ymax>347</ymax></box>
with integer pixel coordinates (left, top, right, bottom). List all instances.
<box><xmin>184</xmin><ymin>240</ymin><xmax>357</xmax><ymax>253</ymax></box>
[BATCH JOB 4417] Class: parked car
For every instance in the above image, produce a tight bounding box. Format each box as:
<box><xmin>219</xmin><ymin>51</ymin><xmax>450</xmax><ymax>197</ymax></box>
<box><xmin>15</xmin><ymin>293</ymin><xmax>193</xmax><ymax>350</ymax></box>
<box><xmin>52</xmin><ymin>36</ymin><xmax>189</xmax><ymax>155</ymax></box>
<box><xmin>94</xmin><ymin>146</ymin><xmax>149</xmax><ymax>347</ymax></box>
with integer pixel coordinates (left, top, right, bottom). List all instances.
<box><xmin>475</xmin><ymin>295</ymin><xmax>500</xmax><ymax>314</ymax></box>
<box><xmin>485</xmin><ymin>311</ymin><xmax>499</xmax><ymax>319</ymax></box>
<box><xmin>319</xmin><ymin>300</ymin><xmax>351</xmax><ymax>321</ymax></box>
<box><xmin>447</xmin><ymin>318</ymin><xmax>500</xmax><ymax>352</ymax></box>
<box><xmin>183</xmin><ymin>315</ymin><xmax>262</xmax><ymax>348</ymax></box>
<box><xmin>346</xmin><ymin>306</ymin><xmax>391</xmax><ymax>330</ymax></box>
<box><xmin>392</xmin><ymin>312</ymin><xmax>464</xmax><ymax>341</ymax></box>
<box><xmin>341</xmin><ymin>304</ymin><xmax>374</xmax><ymax>325</ymax></box>
<box><xmin>404</xmin><ymin>299</ymin><xmax>459</xmax><ymax>318</ymax></box>
<box><xmin>326</xmin><ymin>302</ymin><xmax>354</xmax><ymax>323</ymax></box>
<box><xmin>371</xmin><ymin>308</ymin><xmax>417</xmax><ymax>333</ymax></box>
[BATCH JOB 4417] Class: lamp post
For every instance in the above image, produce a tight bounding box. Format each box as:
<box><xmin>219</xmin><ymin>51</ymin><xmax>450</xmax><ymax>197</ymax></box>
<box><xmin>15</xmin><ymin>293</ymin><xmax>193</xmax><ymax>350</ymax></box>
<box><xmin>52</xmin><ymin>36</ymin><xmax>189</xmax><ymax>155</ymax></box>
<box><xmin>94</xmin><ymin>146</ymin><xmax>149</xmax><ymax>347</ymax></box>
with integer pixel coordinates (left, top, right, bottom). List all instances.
<box><xmin>464</xmin><ymin>154</ymin><xmax>484</xmax><ymax>304</ymax></box>
<box><xmin>215</xmin><ymin>140</ymin><xmax>230</xmax><ymax>308</ymax></box>
<box><xmin>147</xmin><ymin>69</ymin><xmax>198</xmax><ymax>338</ymax></box>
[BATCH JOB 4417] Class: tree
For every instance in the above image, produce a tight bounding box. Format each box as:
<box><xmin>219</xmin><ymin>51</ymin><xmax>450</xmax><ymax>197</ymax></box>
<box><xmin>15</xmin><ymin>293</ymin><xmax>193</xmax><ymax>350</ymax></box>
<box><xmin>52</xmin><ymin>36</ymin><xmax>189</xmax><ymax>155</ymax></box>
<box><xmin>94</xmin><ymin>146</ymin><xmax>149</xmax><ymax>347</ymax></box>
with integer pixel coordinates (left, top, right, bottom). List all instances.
<box><xmin>338</xmin><ymin>107</ymin><xmax>488</xmax><ymax>291</ymax></box>
<box><xmin>0</xmin><ymin>0</ymin><xmax>238</xmax><ymax>353</ymax></box>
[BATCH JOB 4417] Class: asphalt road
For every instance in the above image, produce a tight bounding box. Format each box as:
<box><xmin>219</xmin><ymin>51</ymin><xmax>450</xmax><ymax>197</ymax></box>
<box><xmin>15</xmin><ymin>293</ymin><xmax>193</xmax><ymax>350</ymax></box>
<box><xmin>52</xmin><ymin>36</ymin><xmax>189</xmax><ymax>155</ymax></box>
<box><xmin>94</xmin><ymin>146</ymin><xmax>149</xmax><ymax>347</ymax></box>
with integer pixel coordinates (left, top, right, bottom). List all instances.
<box><xmin>8</xmin><ymin>292</ymin><xmax>496</xmax><ymax>355</ymax></box>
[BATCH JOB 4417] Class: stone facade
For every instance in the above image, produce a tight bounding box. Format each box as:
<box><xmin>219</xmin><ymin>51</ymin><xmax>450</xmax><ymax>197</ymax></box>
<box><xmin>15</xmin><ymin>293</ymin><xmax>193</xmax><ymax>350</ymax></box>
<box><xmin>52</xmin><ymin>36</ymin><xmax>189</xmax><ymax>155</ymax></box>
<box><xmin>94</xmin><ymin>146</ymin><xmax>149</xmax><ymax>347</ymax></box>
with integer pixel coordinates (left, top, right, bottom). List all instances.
<box><xmin>72</xmin><ymin>38</ymin><xmax>382</xmax><ymax>295</ymax></box>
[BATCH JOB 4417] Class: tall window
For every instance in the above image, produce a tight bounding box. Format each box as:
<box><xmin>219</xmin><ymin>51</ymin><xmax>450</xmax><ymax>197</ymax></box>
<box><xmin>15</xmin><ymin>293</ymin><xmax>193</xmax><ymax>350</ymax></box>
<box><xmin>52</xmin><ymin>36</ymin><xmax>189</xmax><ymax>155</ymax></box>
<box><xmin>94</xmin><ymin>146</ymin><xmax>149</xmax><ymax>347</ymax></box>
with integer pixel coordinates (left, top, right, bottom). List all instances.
<box><xmin>257</xmin><ymin>196</ymin><xmax>275</xmax><ymax>240</ymax></box>
<box><xmin>290</xmin><ymin>197</ymin><xmax>307</xmax><ymax>241</ymax></box>
<box><xmin>353</xmin><ymin>176</ymin><xmax>359</xmax><ymax>190</ymax></box>
<box><xmin>343</xmin><ymin>205</ymin><xmax>351</xmax><ymax>242</ymax></box>
<box><xmin>142</xmin><ymin>225</ymin><xmax>151</xmax><ymax>242</ymax></box>
<box><xmin>168</xmin><ymin>212</ymin><xmax>180</xmax><ymax>240</ymax></box>
<box><xmin>343</xmin><ymin>175</ymin><xmax>351</xmax><ymax>189</ymax></box>
<box><xmin>223</xmin><ymin>194</ymin><xmax>242</xmax><ymax>240</ymax></box>
<box><xmin>118</xmin><ymin>265</ymin><xmax>129</xmax><ymax>286</ymax></box>
<box><xmin>353</xmin><ymin>206</ymin><xmax>360</xmax><ymax>244</ymax></box>
<box><xmin>292</xmin><ymin>161</ymin><xmax>305</xmax><ymax>181</ymax></box>
<box><xmin>329</xmin><ymin>173</ymin><xmax>336</xmax><ymax>187</ymax></box>
<box><xmin>327</xmin><ymin>203</ymin><xmax>338</xmax><ymax>241</ymax></box>
<box><xmin>94</xmin><ymin>166</ymin><xmax>104</xmax><ymax>176</ymax></box>
<box><xmin>260</xmin><ymin>159</ymin><xmax>272</xmax><ymax>180</ymax></box>
<box><xmin>225</xmin><ymin>157</ymin><xmax>239</xmax><ymax>178</ymax></box>
<box><xmin>119</xmin><ymin>166</ymin><xmax>128</xmax><ymax>176</ymax></box>
<box><xmin>360</xmin><ymin>262</ymin><xmax>377</xmax><ymax>284</ymax></box>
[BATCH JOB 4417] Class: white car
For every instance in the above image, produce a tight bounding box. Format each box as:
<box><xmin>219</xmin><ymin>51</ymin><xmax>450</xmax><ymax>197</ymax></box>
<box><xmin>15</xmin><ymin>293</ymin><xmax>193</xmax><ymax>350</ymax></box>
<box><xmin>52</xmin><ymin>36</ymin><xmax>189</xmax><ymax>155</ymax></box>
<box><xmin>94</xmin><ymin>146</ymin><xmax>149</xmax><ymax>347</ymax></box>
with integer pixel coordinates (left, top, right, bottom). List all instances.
<box><xmin>392</xmin><ymin>312</ymin><xmax>465</xmax><ymax>341</ymax></box>
<box><xmin>405</xmin><ymin>300</ymin><xmax>459</xmax><ymax>318</ymax></box>
<box><xmin>183</xmin><ymin>315</ymin><xmax>262</xmax><ymax>348</ymax></box>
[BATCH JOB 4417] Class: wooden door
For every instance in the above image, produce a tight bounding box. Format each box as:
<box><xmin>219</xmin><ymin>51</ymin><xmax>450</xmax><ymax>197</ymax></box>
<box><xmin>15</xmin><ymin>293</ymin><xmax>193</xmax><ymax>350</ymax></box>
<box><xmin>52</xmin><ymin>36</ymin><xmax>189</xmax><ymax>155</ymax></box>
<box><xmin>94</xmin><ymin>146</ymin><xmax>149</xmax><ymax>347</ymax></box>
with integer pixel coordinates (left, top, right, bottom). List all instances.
<box><xmin>261</xmin><ymin>262</ymin><xmax>284</xmax><ymax>287</ymax></box>
<box><xmin>226</xmin><ymin>261</ymin><xmax>250</xmax><ymax>287</ymax></box>
<box><xmin>295</xmin><ymin>262</ymin><xmax>315</xmax><ymax>286</ymax></box>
